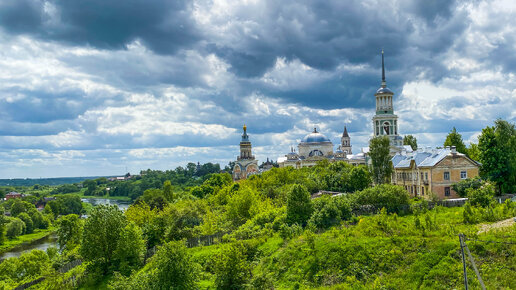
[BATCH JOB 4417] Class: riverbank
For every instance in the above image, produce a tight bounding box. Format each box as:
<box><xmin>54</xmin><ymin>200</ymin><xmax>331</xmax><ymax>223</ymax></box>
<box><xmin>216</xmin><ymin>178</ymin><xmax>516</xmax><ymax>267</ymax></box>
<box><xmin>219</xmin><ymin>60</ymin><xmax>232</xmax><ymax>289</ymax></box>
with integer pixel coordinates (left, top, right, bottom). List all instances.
<box><xmin>0</xmin><ymin>227</ymin><xmax>56</xmax><ymax>254</ymax></box>
<box><xmin>80</xmin><ymin>194</ymin><xmax>131</xmax><ymax>202</ymax></box>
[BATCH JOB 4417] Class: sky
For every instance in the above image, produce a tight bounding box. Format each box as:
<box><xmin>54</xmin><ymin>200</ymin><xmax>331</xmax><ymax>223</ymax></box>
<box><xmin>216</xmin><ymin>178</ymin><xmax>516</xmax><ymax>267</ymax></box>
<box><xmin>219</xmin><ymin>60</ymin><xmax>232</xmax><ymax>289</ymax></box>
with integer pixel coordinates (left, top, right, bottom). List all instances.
<box><xmin>0</xmin><ymin>0</ymin><xmax>515</xmax><ymax>178</ymax></box>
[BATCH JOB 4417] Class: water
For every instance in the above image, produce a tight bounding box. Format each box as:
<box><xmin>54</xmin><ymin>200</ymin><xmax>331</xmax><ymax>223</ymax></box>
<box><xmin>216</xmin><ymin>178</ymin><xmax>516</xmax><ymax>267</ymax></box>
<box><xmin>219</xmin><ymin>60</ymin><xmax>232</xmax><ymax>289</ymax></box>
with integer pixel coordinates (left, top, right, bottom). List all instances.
<box><xmin>0</xmin><ymin>198</ymin><xmax>132</xmax><ymax>261</ymax></box>
<box><xmin>81</xmin><ymin>197</ymin><xmax>132</xmax><ymax>212</ymax></box>
<box><xmin>0</xmin><ymin>233</ymin><xmax>58</xmax><ymax>260</ymax></box>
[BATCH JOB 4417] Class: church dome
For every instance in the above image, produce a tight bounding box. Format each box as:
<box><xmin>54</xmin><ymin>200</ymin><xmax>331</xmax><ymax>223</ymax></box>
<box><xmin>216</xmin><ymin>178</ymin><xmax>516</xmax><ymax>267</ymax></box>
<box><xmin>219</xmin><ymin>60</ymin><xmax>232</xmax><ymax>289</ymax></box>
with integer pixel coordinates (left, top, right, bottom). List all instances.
<box><xmin>376</xmin><ymin>87</ymin><xmax>394</xmax><ymax>94</ymax></box>
<box><xmin>301</xmin><ymin>128</ymin><xmax>331</xmax><ymax>143</ymax></box>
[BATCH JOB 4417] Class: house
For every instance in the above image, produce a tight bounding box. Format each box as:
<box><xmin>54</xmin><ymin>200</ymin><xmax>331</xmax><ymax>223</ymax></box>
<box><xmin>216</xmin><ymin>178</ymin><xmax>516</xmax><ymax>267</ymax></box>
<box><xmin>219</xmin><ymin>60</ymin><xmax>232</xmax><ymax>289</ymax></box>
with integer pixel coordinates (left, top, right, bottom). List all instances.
<box><xmin>6</xmin><ymin>191</ymin><xmax>22</xmax><ymax>200</ymax></box>
<box><xmin>391</xmin><ymin>146</ymin><xmax>480</xmax><ymax>199</ymax></box>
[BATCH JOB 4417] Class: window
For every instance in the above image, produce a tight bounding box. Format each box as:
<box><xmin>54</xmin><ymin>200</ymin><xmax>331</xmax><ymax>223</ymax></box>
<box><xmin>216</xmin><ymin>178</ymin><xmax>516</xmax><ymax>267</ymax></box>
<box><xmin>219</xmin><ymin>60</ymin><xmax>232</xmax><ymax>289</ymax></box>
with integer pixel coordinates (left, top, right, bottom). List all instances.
<box><xmin>444</xmin><ymin>172</ymin><xmax>450</xmax><ymax>180</ymax></box>
<box><xmin>445</xmin><ymin>187</ymin><xmax>450</xmax><ymax>196</ymax></box>
<box><xmin>420</xmin><ymin>173</ymin><xmax>423</xmax><ymax>180</ymax></box>
<box><xmin>425</xmin><ymin>173</ymin><xmax>428</xmax><ymax>180</ymax></box>
<box><xmin>461</xmin><ymin>171</ymin><xmax>467</xmax><ymax>179</ymax></box>
<box><xmin>421</xmin><ymin>187</ymin><xmax>425</xmax><ymax>195</ymax></box>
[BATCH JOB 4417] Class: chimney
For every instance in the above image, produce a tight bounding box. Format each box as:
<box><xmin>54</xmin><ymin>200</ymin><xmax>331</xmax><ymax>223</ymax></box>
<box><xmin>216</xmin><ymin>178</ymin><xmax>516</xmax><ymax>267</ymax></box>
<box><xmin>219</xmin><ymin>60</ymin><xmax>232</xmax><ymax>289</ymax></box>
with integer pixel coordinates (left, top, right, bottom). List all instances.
<box><xmin>451</xmin><ymin>146</ymin><xmax>457</xmax><ymax>154</ymax></box>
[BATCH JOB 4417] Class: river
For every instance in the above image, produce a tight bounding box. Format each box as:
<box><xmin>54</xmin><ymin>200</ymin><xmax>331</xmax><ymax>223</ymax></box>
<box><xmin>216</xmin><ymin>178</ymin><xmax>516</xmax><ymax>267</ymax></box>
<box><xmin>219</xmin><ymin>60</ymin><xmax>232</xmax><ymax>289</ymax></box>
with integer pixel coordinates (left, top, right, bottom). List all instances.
<box><xmin>0</xmin><ymin>198</ymin><xmax>132</xmax><ymax>261</ymax></box>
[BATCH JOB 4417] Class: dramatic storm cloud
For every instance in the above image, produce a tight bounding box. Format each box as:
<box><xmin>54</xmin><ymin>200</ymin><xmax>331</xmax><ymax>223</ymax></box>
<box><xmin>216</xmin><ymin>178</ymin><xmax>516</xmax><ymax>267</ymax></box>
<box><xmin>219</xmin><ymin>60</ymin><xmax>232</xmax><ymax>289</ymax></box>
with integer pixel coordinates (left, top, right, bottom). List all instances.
<box><xmin>0</xmin><ymin>0</ymin><xmax>514</xmax><ymax>178</ymax></box>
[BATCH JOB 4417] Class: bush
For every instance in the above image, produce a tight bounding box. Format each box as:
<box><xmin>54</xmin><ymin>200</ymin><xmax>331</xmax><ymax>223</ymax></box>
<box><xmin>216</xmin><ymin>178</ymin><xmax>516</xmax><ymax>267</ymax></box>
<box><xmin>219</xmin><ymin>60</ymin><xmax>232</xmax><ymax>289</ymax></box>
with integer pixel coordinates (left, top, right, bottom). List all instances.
<box><xmin>466</xmin><ymin>183</ymin><xmax>495</xmax><ymax>207</ymax></box>
<box><xmin>352</xmin><ymin>184</ymin><xmax>410</xmax><ymax>214</ymax></box>
<box><xmin>6</xmin><ymin>218</ymin><xmax>25</xmax><ymax>239</ymax></box>
<box><xmin>308</xmin><ymin>196</ymin><xmax>341</xmax><ymax>230</ymax></box>
<box><xmin>452</xmin><ymin>177</ymin><xmax>483</xmax><ymax>198</ymax></box>
<box><xmin>286</xmin><ymin>184</ymin><xmax>312</xmax><ymax>226</ymax></box>
<box><xmin>18</xmin><ymin>212</ymin><xmax>34</xmax><ymax>234</ymax></box>
<box><xmin>213</xmin><ymin>242</ymin><xmax>251</xmax><ymax>289</ymax></box>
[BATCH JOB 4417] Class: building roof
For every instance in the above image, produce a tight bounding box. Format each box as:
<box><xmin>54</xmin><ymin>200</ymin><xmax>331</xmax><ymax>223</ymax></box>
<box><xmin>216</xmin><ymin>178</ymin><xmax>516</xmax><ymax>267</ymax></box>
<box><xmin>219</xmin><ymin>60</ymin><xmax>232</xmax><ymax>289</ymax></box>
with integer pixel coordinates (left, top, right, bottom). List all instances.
<box><xmin>392</xmin><ymin>147</ymin><xmax>478</xmax><ymax>169</ymax></box>
<box><xmin>375</xmin><ymin>87</ymin><xmax>394</xmax><ymax>94</ymax></box>
<box><xmin>7</xmin><ymin>191</ymin><xmax>21</xmax><ymax>195</ymax></box>
<box><xmin>301</xmin><ymin>128</ymin><xmax>331</xmax><ymax>143</ymax></box>
<box><xmin>342</xmin><ymin>126</ymin><xmax>349</xmax><ymax>138</ymax></box>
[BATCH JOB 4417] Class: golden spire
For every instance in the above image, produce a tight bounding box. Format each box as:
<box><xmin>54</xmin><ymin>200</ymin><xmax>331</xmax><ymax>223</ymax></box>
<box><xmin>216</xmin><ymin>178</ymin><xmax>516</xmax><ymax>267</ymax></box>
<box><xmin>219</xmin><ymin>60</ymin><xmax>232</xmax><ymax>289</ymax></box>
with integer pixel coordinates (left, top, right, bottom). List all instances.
<box><xmin>243</xmin><ymin>124</ymin><xmax>247</xmax><ymax>133</ymax></box>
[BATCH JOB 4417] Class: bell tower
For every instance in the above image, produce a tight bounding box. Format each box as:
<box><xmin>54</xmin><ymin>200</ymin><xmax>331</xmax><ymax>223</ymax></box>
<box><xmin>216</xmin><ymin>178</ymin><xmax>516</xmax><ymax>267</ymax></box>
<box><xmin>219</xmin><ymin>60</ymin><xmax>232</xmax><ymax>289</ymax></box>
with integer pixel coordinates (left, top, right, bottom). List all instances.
<box><xmin>238</xmin><ymin>124</ymin><xmax>254</xmax><ymax>160</ymax></box>
<box><xmin>372</xmin><ymin>50</ymin><xmax>402</xmax><ymax>147</ymax></box>
<box><xmin>341</xmin><ymin>126</ymin><xmax>352</xmax><ymax>154</ymax></box>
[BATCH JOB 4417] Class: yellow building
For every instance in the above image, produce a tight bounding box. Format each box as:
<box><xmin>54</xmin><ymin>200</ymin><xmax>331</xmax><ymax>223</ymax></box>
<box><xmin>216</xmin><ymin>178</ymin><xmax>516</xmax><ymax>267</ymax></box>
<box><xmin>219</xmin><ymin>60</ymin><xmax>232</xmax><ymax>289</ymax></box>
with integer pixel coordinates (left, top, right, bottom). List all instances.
<box><xmin>391</xmin><ymin>146</ymin><xmax>480</xmax><ymax>199</ymax></box>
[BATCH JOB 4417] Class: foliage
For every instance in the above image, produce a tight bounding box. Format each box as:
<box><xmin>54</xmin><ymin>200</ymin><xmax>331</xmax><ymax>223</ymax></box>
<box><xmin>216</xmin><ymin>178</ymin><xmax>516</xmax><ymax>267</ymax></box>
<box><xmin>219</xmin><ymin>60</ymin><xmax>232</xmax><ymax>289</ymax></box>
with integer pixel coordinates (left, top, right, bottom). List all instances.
<box><xmin>286</xmin><ymin>184</ymin><xmax>312</xmax><ymax>226</ymax></box>
<box><xmin>478</xmin><ymin>119</ymin><xmax>516</xmax><ymax>194</ymax></box>
<box><xmin>81</xmin><ymin>204</ymin><xmax>127</xmax><ymax>273</ymax></box>
<box><xmin>111</xmin><ymin>240</ymin><xmax>199</xmax><ymax>289</ymax></box>
<box><xmin>466</xmin><ymin>183</ymin><xmax>495</xmax><ymax>207</ymax></box>
<box><xmin>369</xmin><ymin>136</ymin><xmax>393</xmax><ymax>184</ymax></box>
<box><xmin>113</xmin><ymin>222</ymin><xmax>146</xmax><ymax>276</ymax></box>
<box><xmin>443</xmin><ymin>127</ymin><xmax>467</xmax><ymax>154</ymax></box>
<box><xmin>0</xmin><ymin>250</ymin><xmax>52</xmax><ymax>287</ymax></box>
<box><xmin>403</xmin><ymin>135</ymin><xmax>418</xmax><ymax>150</ymax></box>
<box><xmin>451</xmin><ymin>176</ymin><xmax>483</xmax><ymax>198</ymax></box>
<box><xmin>51</xmin><ymin>183</ymin><xmax>81</xmax><ymax>195</ymax></box>
<box><xmin>466</xmin><ymin>142</ymin><xmax>481</xmax><ymax>161</ymax></box>
<box><xmin>308</xmin><ymin>195</ymin><xmax>345</xmax><ymax>229</ymax></box>
<box><xmin>213</xmin><ymin>242</ymin><xmax>251</xmax><ymax>289</ymax></box>
<box><xmin>6</xmin><ymin>218</ymin><xmax>25</xmax><ymax>239</ymax></box>
<box><xmin>17</xmin><ymin>212</ymin><xmax>33</xmax><ymax>234</ymax></box>
<box><xmin>56</xmin><ymin>214</ymin><xmax>82</xmax><ymax>251</ymax></box>
<box><xmin>352</xmin><ymin>184</ymin><xmax>410</xmax><ymax>214</ymax></box>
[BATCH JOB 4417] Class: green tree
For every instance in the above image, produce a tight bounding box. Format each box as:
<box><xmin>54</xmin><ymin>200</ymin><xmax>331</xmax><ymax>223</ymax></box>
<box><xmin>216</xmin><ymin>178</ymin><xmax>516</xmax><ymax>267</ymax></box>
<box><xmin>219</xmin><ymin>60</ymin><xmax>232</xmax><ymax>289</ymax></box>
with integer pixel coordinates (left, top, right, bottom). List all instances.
<box><xmin>466</xmin><ymin>183</ymin><xmax>495</xmax><ymax>207</ymax></box>
<box><xmin>369</xmin><ymin>136</ymin><xmax>393</xmax><ymax>184</ymax></box>
<box><xmin>0</xmin><ymin>208</ymin><xmax>6</xmax><ymax>245</ymax></box>
<box><xmin>83</xmin><ymin>179</ymin><xmax>97</xmax><ymax>196</ymax></box>
<box><xmin>286</xmin><ymin>184</ymin><xmax>312</xmax><ymax>226</ymax></box>
<box><xmin>403</xmin><ymin>135</ymin><xmax>418</xmax><ymax>150</ymax></box>
<box><xmin>478</xmin><ymin>120</ymin><xmax>516</xmax><ymax>194</ymax></box>
<box><xmin>151</xmin><ymin>241</ymin><xmax>199</xmax><ymax>289</ymax></box>
<box><xmin>113</xmin><ymin>222</ymin><xmax>146</xmax><ymax>275</ymax></box>
<box><xmin>451</xmin><ymin>177</ymin><xmax>483</xmax><ymax>198</ymax></box>
<box><xmin>443</xmin><ymin>127</ymin><xmax>467</xmax><ymax>154</ymax></box>
<box><xmin>6</xmin><ymin>218</ymin><xmax>25</xmax><ymax>239</ymax></box>
<box><xmin>349</xmin><ymin>165</ymin><xmax>372</xmax><ymax>192</ymax></box>
<box><xmin>18</xmin><ymin>213</ymin><xmax>33</xmax><ymax>234</ymax></box>
<box><xmin>10</xmin><ymin>200</ymin><xmax>34</xmax><ymax>217</ymax></box>
<box><xmin>353</xmin><ymin>184</ymin><xmax>410</xmax><ymax>213</ymax></box>
<box><xmin>81</xmin><ymin>204</ymin><xmax>127</xmax><ymax>273</ymax></box>
<box><xmin>466</xmin><ymin>143</ymin><xmax>481</xmax><ymax>161</ymax></box>
<box><xmin>214</xmin><ymin>242</ymin><xmax>250</xmax><ymax>290</ymax></box>
<box><xmin>56</xmin><ymin>214</ymin><xmax>82</xmax><ymax>251</ymax></box>
<box><xmin>163</xmin><ymin>180</ymin><xmax>174</xmax><ymax>202</ymax></box>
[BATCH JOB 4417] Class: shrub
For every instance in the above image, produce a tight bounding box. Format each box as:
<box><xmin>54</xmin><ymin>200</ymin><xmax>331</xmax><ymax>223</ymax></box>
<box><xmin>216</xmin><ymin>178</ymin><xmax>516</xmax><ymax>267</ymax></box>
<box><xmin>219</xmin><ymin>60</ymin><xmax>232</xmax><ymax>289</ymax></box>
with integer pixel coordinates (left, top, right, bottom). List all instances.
<box><xmin>286</xmin><ymin>184</ymin><xmax>312</xmax><ymax>226</ymax></box>
<box><xmin>308</xmin><ymin>196</ymin><xmax>341</xmax><ymax>230</ymax></box>
<box><xmin>6</xmin><ymin>218</ymin><xmax>25</xmax><ymax>239</ymax></box>
<box><xmin>352</xmin><ymin>184</ymin><xmax>410</xmax><ymax>214</ymax></box>
<box><xmin>18</xmin><ymin>212</ymin><xmax>34</xmax><ymax>234</ymax></box>
<box><xmin>467</xmin><ymin>183</ymin><xmax>495</xmax><ymax>207</ymax></box>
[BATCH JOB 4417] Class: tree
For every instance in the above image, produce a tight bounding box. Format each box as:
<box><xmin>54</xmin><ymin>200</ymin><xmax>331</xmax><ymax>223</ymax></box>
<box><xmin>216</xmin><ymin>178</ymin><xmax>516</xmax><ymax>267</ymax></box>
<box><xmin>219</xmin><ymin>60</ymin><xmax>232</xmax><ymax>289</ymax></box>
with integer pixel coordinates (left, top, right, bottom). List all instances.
<box><xmin>466</xmin><ymin>183</ymin><xmax>495</xmax><ymax>207</ymax></box>
<box><xmin>369</xmin><ymin>136</ymin><xmax>393</xmax><ymax>184</ymax></box>
<box><xmin>10</xmin><ymin>200</ymin><xmax>34</xmax><ymax>217</ymax></box>
<box><xmin>6</xmin><ymin>218</ymin><xmax>25</xmax><ymax>239</ymax></box>
<box><xmin>466</xmin><ymin>143</ymin><xmax>481</xmax><ymax>161</ymax></box>
<box><xmin>113</xmin><ymin>222</ymin><xmax>146</xmax><ymax>275</ymax></box>
<box><xmin>0</xmin><ymin>208</ymin><xmax>6</xmax><ymax>245</ymax></box>
<box><xmin>286</xmin><ymin>184</ymin><xmax>312</xmax><ymax>226</ymax></box>
<box><xmin>352</xmin><ymin>184</ymin><xmax>410</xmax><ymax>214</ymax></box>
<box><xmin>443</xmin><ymin>127</ymin><xmax>467</xmax><ymax>154</ymax></box>
<box><xmin>214</xmin><ymin>242</ymin><xmax>250</xmax><ymax>290</ymax></box>
<box><xmin>403</xmin><ymin>135</ymin><xmax>418</xmax><ymax>151</ymax></box>
<box><xmin>81</xmin><ymin>204</ymin><xmax>127</xmax><ymax>273</ymax></box>
<box><xmin>149</xmin><ymin>240</ymin><xmax>198</xmax><ymax>289</ymax></box>
<box><xmin>18</xmin><ymin>213</ymin><xmax>34</xmax><ymax>234</ymax></box>
<box><xmin>451</xmin><ymin>177</ymin><xmax>483</xmax><ymax>198</ymax></box>
<box><xmin>163</xmin><ymin>180</ymin><xmax>174</xmax><ymax>202</ymax></box>
<box><xmin>349</xmin><ymin>165</ymin><xmax>372</xmax><ymax>192</ymax></box>
<box><xmin>83</xmin><ymin>179</ymin><xmax>97</xmax><ymax>196</ymax></box>
<box><xmin>478</xmin><ymin>120</ymin><xmax>516</xmax><ymax>194</ymax></box>
<box><xmin>56</xmin><ymin>214</ymin><xmax>82</xmax><ymax>251</ymax></box>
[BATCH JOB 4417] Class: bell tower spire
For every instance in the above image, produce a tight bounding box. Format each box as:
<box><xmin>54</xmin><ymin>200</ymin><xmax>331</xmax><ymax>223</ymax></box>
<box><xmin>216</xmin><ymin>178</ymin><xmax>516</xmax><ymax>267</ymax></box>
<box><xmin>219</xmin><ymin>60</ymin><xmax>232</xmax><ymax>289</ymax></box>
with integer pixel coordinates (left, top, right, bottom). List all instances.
<box><xmin>381</xmin><ymin>49</ymin><xmax>386</xmax><ymax>87</ymax></box>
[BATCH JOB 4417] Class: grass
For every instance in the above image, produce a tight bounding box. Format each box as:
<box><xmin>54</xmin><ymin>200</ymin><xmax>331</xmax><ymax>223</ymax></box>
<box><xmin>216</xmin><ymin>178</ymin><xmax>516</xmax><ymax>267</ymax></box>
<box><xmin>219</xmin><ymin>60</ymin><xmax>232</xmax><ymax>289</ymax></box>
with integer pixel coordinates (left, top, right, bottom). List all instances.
<box><xmin>0</xmin><ymin>227</ymin><xmax>55</xmax><ymax>253</ymax></box>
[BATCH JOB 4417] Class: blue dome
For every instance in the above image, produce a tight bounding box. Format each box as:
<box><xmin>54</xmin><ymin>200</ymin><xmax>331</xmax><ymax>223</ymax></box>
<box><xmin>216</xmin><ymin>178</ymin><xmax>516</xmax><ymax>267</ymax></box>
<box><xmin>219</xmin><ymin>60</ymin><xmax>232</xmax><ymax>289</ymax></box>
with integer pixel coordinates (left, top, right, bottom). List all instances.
<box><xmin>301</xmin><ymin>132</ymin><xmax>331</xmax><ymax>143</ymax></box>
<box><xmin>376</xmin><ymin>87</ymin><xmax>394</xmax><ymax>94</ymax></box>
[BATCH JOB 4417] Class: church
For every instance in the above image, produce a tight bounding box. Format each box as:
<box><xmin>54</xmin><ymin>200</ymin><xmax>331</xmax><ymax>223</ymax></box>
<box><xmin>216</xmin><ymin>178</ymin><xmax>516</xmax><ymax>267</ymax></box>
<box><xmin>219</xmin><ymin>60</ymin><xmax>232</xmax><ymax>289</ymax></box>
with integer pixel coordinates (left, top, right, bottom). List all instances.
<box><xmin>232</xmin><ymin>51</ymin><xmax>407</xmax><ymax>178</ymax></box>
<box><xmin>278</xmin><ymin>50</ymin><xmax>404</xmax><ymax>169</ymax></box>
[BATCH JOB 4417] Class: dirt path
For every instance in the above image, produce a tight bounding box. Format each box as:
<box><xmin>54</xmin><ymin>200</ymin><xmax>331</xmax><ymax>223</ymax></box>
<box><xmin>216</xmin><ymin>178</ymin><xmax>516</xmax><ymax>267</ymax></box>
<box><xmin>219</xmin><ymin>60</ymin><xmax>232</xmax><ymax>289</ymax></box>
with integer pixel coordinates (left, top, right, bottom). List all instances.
<box><xmin>477</xmin><ymin>217</ymin><xmax>516</xmax><ymax>234</ymax></box>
